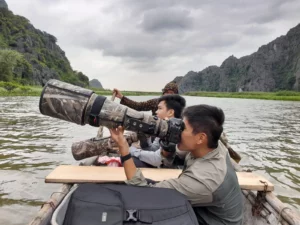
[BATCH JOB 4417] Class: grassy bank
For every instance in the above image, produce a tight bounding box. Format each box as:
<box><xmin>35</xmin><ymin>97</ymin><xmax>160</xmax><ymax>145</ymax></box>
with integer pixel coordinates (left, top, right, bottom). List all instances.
<box><xmin>90</xmin><ymin>87</ymin><xmax>160</xmax><ymax>96</ymax></box>
<box><xmin>1</xmin><ymin>82</ymin><xmax>300</xmax><ymax>101</ymax></box>
<box><xmin>0</xmin><ymin>85</ymin><xmax>161</xmax><ymax>97</ymax></box>
<box><xmin>185</xmin><ymin>91</ymin><xmax>300</xmax><ymax>101</ymax></box>
<box><xmin>0</xmin><ymin>86</ymin><xmax>42</xmax><ymax>96</ymax></box>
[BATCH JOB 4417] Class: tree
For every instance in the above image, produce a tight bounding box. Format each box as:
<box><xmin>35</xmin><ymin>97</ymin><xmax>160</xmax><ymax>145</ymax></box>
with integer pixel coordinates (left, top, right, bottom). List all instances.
<box><xmin>0</xmin><ymin>49</ymin><xmax>23</xmax><ymax>81</ymax></box>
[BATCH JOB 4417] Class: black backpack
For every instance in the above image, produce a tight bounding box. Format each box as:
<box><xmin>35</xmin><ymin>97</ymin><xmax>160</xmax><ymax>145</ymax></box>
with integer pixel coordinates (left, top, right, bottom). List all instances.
<box><xmin>63</xmin><ymin>183</ymin><xmax>198</xmax><ymax>225</ymax></box>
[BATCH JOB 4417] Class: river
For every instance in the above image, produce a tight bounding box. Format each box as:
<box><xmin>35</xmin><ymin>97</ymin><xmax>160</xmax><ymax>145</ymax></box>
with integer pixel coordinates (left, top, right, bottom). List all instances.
<box><xmin>0</xmin><ymin>96</ymin><xmax>299</xmax><ymax>225</ymax></box>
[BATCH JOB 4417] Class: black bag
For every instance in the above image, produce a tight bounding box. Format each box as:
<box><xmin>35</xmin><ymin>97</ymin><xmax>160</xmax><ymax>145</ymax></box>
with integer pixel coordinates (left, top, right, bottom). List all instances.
<box><xmin>63</xmin><ymin>183</ymin><xmax>198</xmax><ymax>225</ymax></box>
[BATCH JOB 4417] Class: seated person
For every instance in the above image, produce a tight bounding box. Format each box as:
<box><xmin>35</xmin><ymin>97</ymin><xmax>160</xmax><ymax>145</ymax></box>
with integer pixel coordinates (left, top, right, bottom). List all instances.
<box><xmin>129</xmin><ymin>94</ymin><xmax>186</xmax><ymax>168</ymax></box>
<box><xmin>110</xmin><ymin>104</ymin><xmax>244</xmax><ymax>225</ymax></box>
<box><xmin>114</xmin><ymin>82</ymin><xmax>179</xmax><ymax>149</ymax></box>
<box><xmin>113</xmin><ymin>82</ymin><xmax>179</xmax><ymax>115</ymax></box>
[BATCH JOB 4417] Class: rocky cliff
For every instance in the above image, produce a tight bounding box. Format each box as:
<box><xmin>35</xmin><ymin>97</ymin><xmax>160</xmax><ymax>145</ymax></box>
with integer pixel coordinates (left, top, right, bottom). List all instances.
<box><xmin>0</xmin><ymin>0</ymin><xmax>8</xmax><ymax>10</ymax></box>
<box><xmin>0</xmin><ymin>0</ymin><xmax>89</xmax><ymax>86</ymax></box>
<box><xmin>173</xmin><ymin>24</ymin><xmax>300</xmax><ymax>93</ymax></box>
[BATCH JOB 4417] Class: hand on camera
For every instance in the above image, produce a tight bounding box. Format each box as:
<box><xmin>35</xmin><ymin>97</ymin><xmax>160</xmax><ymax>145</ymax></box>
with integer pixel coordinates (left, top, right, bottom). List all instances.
<box><xmin>161</xmin><ymin>149</ymin><xmax>174</xmax><ymax>158</ymax></box>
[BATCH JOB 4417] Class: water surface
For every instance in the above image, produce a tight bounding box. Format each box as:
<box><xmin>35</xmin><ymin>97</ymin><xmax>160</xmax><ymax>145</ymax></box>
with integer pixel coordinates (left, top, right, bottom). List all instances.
<box><xmin>0</xmin><ymin>96</ymin><xmax>299</xmax><ymax>225</ymax></box>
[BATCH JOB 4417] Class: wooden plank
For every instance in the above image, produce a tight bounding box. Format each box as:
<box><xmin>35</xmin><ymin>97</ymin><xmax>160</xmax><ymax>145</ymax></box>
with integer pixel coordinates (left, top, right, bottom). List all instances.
<box><xmin>45</xmin><ymin>165</ymin><xmax>181</xmax><ymax>184</ymax></box>
<box><xmin>45</xmin><ymin>165</ymin><xmax>274</xmax><ymax>191</ymax></box>
<box><xmin>237</xmin><ymin>172</ymin><xmax>274</xmax><ymax>191</ymax></box>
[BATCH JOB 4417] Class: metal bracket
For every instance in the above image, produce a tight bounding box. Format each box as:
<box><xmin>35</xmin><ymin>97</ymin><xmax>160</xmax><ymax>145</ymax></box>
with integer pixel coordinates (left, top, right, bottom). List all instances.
<box><xmin>252</xmin><ymin>180</ymin><xmax>268</xmax><ymax>216</ymax></box>
<box><xmin>125</xmin><ymin>118</ymin><xmax>155</xmax><ymax>134</ymax></box>
<box><xmin>126</xmin><ymin>209</ymin><xmax>138</xmax><ymax>221</ymax></box>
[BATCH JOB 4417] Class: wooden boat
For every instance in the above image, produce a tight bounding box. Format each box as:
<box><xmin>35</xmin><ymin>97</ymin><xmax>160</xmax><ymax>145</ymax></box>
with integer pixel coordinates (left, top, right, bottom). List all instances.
<box><xmin>27</xmin><ymin>129</ymin><xmax>300</xmax><ymax>225</ymax></box>
<box><xmin>27</xmin><ymin>154</ymin><xmax>300</xmax><ymax>225</ymax></box>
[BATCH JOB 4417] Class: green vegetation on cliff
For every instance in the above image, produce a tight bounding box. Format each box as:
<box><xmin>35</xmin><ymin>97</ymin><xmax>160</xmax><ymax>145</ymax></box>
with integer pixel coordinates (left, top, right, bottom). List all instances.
<box><xmin>0</xmin><ymin>7</ymin><xmax>88</xmax><ymax>87</ymax></box>
<box><xmin>0</xmin><ymin>49</ymin><xmax>32</xmax><ymax>84</ymax></box>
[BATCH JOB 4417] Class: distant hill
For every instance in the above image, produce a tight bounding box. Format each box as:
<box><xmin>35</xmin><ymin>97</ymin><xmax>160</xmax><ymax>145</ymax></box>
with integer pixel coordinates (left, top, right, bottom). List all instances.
<box><xmin>89</xmin><ymin>79</ymin><xmax>103</xmax><ymax>89</ymax></box>
<box><xmin>171</xmin><ymin>23</ymin><xmax>300</xmax><ymax>93</ymax></box>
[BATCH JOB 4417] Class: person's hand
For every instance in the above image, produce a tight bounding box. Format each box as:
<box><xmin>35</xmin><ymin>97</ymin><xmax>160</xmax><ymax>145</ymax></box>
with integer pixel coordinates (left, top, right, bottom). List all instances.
<box><xmin>113</xmin><ymin>88</ymin><xmax>123</xmax><ymax>99</ymax></box>
<box><xmin>161</xmin><ymin>149</ymin><xmax>173</xmax><ymax>158</ymax></box>
<box><xmin>109</xmin><ymin>126</ymin><xmax>127</xmax><ymax>148</ymax></box>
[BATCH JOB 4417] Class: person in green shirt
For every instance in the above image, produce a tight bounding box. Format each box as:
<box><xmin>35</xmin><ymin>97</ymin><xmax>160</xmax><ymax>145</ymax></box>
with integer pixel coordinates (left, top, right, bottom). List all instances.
<box><xmin>109</xmin><ymin>104</ymin><xmax>244</xmax><ymax>225</ymax></box>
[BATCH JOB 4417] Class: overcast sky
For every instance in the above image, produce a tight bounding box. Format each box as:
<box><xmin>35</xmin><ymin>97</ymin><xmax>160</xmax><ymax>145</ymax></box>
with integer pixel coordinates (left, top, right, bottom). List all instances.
<box><xmin>7</xmin><ymin>0</ymin><xmax>300</xmax><ymax>91</ymax></box>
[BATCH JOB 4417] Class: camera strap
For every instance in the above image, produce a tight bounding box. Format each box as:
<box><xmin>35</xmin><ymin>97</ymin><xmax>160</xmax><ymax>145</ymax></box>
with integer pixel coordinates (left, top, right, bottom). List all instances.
<box><xmin>88</xmin><ymin>96</ymin><xmax>106</xmax><ymax>126</ymax></box>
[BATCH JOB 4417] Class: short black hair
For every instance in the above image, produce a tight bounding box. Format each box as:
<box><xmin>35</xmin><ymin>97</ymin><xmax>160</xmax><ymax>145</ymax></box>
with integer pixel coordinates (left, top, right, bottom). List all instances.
<box><xmin>183</xmin><ymin>104</ymin><xmax>225</xmax><ymax>148</ymax></box>
<box><xmin>158</xmin><ymin>94</ymin><xmax>186</xmax><ymax>118</ymax></box>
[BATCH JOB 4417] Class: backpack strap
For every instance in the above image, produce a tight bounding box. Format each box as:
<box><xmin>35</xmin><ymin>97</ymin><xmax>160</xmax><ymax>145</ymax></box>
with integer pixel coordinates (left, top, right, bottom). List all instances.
<box><xmin>124</xmin><ymin>209</ymin><xmax>138</xmax><ymax>222</ymax></box>
<box><xmin>124</xmin><ymin>209</ymin><xmax>153</xmax><ymax>224</ymax></box>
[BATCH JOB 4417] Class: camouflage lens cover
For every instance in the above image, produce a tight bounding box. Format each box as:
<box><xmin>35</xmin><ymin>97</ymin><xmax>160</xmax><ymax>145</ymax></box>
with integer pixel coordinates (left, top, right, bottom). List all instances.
<box><xmin>39</xmin><ymin>79</ymin><xmax>94</xmax><ymax>125</ymax></box>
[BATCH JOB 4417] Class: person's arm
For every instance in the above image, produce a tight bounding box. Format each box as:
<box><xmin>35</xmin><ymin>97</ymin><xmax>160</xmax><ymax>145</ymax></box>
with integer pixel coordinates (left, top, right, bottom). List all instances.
<box><xmin>153</xmin><ymin>172</ymin><xmax>212</xmax><ymax>205</ymax></box>
<box><xmin>138</xmin><ymin>136</ymin><xmax>159</xmax><ymax>151</ymax></box>
<box><xmin>124</xmin><ymin>165</ymin><xmax>212</xmax><ymax>205</ymax></box>
<box><xmin>131</xmin><ymin>147</ymin><xmax>177</xmax><ymax>168</ymax></box>
<box><xmin>139</xmin><ymin>149</ymin><xmax>163</xmax><ymax>167</ymax></box>
<box><xmin>143</xmin><ymin>137</ymin><xmax>160</xmax><ymax>151</ymax></box>
<box><xmin>113</xmin><ymin>88</ymin><xmax>157</xmax><ymax>112</ymax></box>
<box><xmin>129</xmin><ymin>146</ymin><xmax>144</xmax><ymax>160</ymax></box>
<box><xmin>121</xmin><ymin>97</ymin><xmax>158</xmax><ymax>112</ymax></box>
<box><xmin>109</xmin><ymin>126</ymin><xmax>138</xmax><ymax>180</ymax></box>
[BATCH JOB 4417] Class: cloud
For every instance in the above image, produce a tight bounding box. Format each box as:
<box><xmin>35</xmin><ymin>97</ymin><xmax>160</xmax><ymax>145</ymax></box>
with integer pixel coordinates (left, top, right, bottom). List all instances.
<box><xmin>7</xmin><ymin>0</ymin><xmax>300</xmax><ymax>90</ymax></box>
<box><xmin>243</xmin><ymin>26</ymin><xmax>274</xmax><ymax>36</ymax></box>
<box><xmin>140</xmin><ymin>8</ymin><xmax>193</xmax><ymax>32</ymax></box>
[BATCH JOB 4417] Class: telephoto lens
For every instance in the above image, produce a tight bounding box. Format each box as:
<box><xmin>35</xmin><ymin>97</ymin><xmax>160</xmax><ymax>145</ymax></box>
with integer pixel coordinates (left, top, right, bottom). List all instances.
<box><xmin>39</xmin><ymin>79</ymin><xmax>184</xmax><ymax>152</ymax></box>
